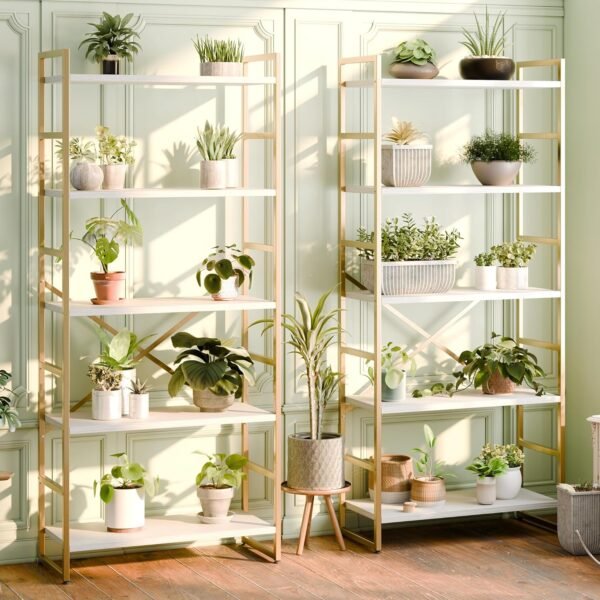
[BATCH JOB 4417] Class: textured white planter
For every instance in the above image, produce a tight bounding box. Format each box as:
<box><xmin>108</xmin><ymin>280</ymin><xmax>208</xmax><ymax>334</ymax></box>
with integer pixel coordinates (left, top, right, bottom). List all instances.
<box><xmin>476</xmin><ymin>477</ymin><xmax>497</xmax><ymax>505</ymax></box>
<box><xmin>101</xmin><ymin>164</ymin><xmax>128</xmax><ymax>190</ymax></box>
<box><xmin>200</xmin><ymin>62</ymin><xmax>243</xmax><ymax>77</ymax></box>
<box><xmin>557</xmin><ymin>484</ymin><xmax>600</xmax><ymax>555</ymax></box>
<box><xmin>382</xmin><ymin>144</ymin><xmax>432</xmax><ymax>187</ymax></box>
<box><xmin>471</xmin><ymin>161</ymin><xmax>521</xmax><ymax>186</ymax></box>
<box><xmin>474</xmin><ymin>265</ymin><xmax>497</xmax><ymax>291</ymax></box>
<box><xmin>92</xmin><ymin>390</ymin><xmax>122</xmax><ymax>421</ymax></box>
<box><xmin>496</xmin><ymin>466</ymin><xmax>522</xmax><ymax>500</ymax></box>
<box><xmin>116</xmin><ymin>368</ymin><xmax>136</xmax><ymax>416</ymax></box>
<box><xmin>211</xmin><ymin>276</ymin><xmax>239</xmax><ymax>301</ymax></box>
<box><xmin>105</xmin><ymin>486</ymin><xmax>145</xmax><ymax>532</ymax></box>
<box><xmin>129</xmin><ymin>393</ymin><xmax>149</xmax><ymax>420</ymax></box>
<box><xmin>70</xmin><ymin>162</ymin><xmax>103</xmax><ymax>191</ymax></box>
<box><xmin>197</xmin><ymin>486</ymin><xmax>234</xmax><ymax>523</ymax></box>
<box><xmin>381</xmin><ymin>370</ymin><xmax>406</xmax><ymax>402</ymax></box>
<box><xmin>224</xmin><ymin>158</ymin><xmax>240</xmax><ymax>188</ymax></box>
<box><xmin>200</xmin><ymin>160</ymin><xmax>226</xmax><ymax>189</ymax></box>
<box><xmin>361</xmin><ymin>258</ymin><xmax>456</xmax><ymax>295</ymax></box>
<box><xmin>497</xmin><ymin>266</ymin><xmax>529</xmax><ymax>290</ymax></box>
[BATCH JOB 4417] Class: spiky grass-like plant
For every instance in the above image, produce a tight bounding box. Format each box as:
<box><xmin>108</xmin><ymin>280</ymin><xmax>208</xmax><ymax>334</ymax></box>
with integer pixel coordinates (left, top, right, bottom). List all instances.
<box><xmin>384</xmin><ymin>118</ymin><xmax>427</xmax><ymax>145</ymax></box>
<box><xmin>193</xmin><ymin>36</ymin><xmax>244</xmax><ymax>63</ymax></box>
<box><xmin>195</xmin><ymin>121</ymin><xmax>242</xmax><ymax>161</ymax></box>
<box><xmin>460</xmin><ymin>7</ymin><xmax>512</xmax><ymax>57</ymax></box>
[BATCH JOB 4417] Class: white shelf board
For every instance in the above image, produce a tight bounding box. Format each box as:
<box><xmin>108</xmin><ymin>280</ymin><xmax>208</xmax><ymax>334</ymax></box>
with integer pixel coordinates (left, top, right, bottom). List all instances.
<box><xmin>345</xmin><ymin>287</ymin><xmax>561</xmax><ymax>305</ymax></box>
<box><xmin>346</xmin><ymin>388</ymin><xmax>559</xmax><ymax>415</ymax></box>
<box><xmin>44</xmin><ymin>296</ymin><xmax>276</xmax><ymax>317</ymax></box>
<box><xmin>345</xmin><ymin>488</ymin><xmax>556</xmax><ymax>524</ymax></box>
<box><xmin>44</xmin><ymin>74</ymin><xmax>276</xmax><ymax>86</ymax></box>
<box><xmin>343</xmin><ymin>78</ymin><xmax>560</xmax><ymax>89</ymax></box>
<box><xmin>46</xmin><ymin>403</ymin><xmax>275</xmax><ymax>435</ymax></box>
<box><xmin>344</xmin><ymin>184</ymin><xmax>560</xmax><ymax>195</ymax></box>
<box><xmin>46</xmin><ymin>512</ymin><xmax>275</xmax><ymax>553</ymax></box>
<box><xmin>44</xmin><ymin>187</ymin><xmax>275</xmax><ymax>199</ymax></box>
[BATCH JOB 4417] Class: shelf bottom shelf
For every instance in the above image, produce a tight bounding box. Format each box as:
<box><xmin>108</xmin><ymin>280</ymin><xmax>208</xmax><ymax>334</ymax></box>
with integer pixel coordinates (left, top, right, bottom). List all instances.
<box><xmin>345</xmin><ymin>488</ymin><xmax>556</xmax><ymax>524</ymax></box>
<box><xmin>45</xmin><ymin>512</ymin><xmax>275</xmax><ymax>553</ymax></box>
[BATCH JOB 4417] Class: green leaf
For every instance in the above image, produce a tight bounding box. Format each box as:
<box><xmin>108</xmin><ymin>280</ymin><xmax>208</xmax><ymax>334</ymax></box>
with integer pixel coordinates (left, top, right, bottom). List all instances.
<box><xmin>100</xmin><ymin>483</ymin><xmax>114</xmax><ymax>504</ymax></box>
<box><xmin>167</xmin><ymin>365</ymin><xmax>186</xmax><ymax>397</ymax></box>
<box><xmin>181</xmin><ymin>359</ymin><xmax>228</xmax><ymax>390</ymax></box>
<box><xmin>204</xmin><ymin>273</ymin><xmax>222</xmax><ymax>294</ymax></box>
<box><xmin>215</xmin><ymin>259</ymin><xmax>234</xmax><ymax>279</ymax></box>
<box><xmin>424</xmin><ymin>424</ymin><xmax>435</xmax><ymax>448</ymax></box>
<box><xmin>109</xmin><ymin>329</ymin><xmax>131</xmax><ymax>363</ymax></box>
<box><xmin>225</xmin><ymin>453</ymin><xmax>248</xmax><ymax>470</ymax></box>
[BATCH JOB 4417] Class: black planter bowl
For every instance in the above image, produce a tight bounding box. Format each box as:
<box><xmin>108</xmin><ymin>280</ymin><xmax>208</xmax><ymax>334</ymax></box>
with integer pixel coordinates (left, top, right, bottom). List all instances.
<box><xmin>459</xmin><ymin>57</ymin><xmax>515</xmax><ymax>80</ymax></box>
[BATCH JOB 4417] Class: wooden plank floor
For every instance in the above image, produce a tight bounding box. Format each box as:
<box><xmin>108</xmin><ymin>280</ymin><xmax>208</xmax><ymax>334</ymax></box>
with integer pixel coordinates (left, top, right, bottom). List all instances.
<box><xmin>1</xmin><ymin>519</ymin><xmax>599</xmax><ymax>599</ymax></box>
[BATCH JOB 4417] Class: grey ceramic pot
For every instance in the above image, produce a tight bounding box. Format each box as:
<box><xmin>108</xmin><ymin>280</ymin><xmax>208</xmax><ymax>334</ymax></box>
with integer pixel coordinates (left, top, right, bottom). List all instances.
<box><xmin>388</xmin><ymin>62</ymin><xmax>439</xmax><ymax>79</ymax></box>
<box><xmin>471</xmin><ymin>161</ymin><xmax>521</xmax><ymax>186</ymax></box>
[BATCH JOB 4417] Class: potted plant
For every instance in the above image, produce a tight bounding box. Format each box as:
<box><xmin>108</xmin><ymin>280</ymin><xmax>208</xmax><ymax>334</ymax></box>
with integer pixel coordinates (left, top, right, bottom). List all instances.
<box><xmin>196</xmin><ymin>244</ymin><xmax>255</xmax><ymax>301</ymax></box>
<box><xmin>459</xmin><ymin>8</ymin><xmax>515</xmax><ymax>80</ymax></box>
<box><xmin>195</xmin><ymin>452</ymin><xmax>247</xmax><ymax>523</ymax></box>
<box><xmin>473</xmin><ymin>251</ymin><xmax>496</xmax><ymax>291</ymax></box>
<box><xmin>558</xmin><ymin>482</ymin><xmax>600</xmax><ymax>556</ymax></box>
<box><xmin>491</xmin><ymin>240</ymin><xmax>536</xmax><ymax>290</ymax></box>
<box><xmin>366</xmin><ymin>342</ymin><xmax>412</xmax><ymax>402</ymax></box>
<box><xmin>388</xmin><ymin>39</ymin><xmax>438</xmax><ymax>79</ymax></box>
<box><xmin>368</xmin><ymin>454</ymin><xmax>413</xmax><ymax>504</ymax></box>
<box><xmin>466</xmin><ymin>454</ymin><xmax>508</xmax><ymax>505</ymax></box>
<box><xmin>255</xmin><ymin>288</ymin><xmax>344</xmax><ymax>491</ymax></box>
<box><xmin>478</xmin><ymin>443</ymin><xmax>524</xmax><ymax>500</ymax></box>
<box><xmin>195</xmin><ymin>121</ymin><xmax>242</xmax><ymax>190</ymax></box>
<box><xmin>193</xmin><ymin>36</ymin><xmax>244</xmax><ymax>77</ymax></box>
<box><xmin>71</xmin><ymin>199</ymin><xmax>142</xmax><ymax>303</ymax></box>
<box><xmin>56</xmin><ymin>137</ymin><xmax>103</xmax><ymax>191</ymax></box>
<box><xmin>128</xmin><ymin>378</ymin><xmax>151</xmax><ymax>420</ymax></box>
<box><xmin>222</xmin><ymin>129</ymin><xmax>242</xmax><ymax>188</ymax></box>
<box><xmin>168</xmin><ymin>333</ymin><xmax>255</xmax><ymax>412</ymax></box>
<box><xmin>357</xmin><ymin>213</ymin><xmax>462</xmax><ymax>295</ymax></box>
<box><xmin>382</xmin><ymin>119</ymin><xmax>432</xmax><ymax>188</ymax></box>
<box><xmin>94</xmin><ymin>452</ymin><xmax>158</xmax><ymax>532</ymax></box>
<box><xmin>453</xmin><ymin>333</ymin><xmax>545</xmax><ymax>396</ymax></box>
<box><xmin>411</xmin><ymin>424</ymin><xmax>453</xmax><ymax>506</ymax></box>
<box><xmin>96</xmin><ymin>125</ymin><xmax>136</xmax><ymax>189</ymax></box>
<box><xmin>0</xmin><ymin>370</ymin><xmax>21</xmax><ymax>433</ymax></box>
<box><xmin>88</xmin><ymin>365</ymin><xmax>122</xmax><ymax>421</ymax></box>
<box><xmin>462</xmin><ymin>131</ymin><xmax>536</xmax><ymax>186</ymax></box>
<box><xmin>79</xmin><ymin>12</ymin><xmax>141</xmax><ymax>75</ymax></box>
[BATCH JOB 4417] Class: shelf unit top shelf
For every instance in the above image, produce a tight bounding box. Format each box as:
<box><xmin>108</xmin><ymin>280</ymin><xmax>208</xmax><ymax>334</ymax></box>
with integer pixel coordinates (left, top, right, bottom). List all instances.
<box><xmin>46</xmin><ymin>512</ymin><xmax>275</xmax><ymax>553</ymax></box>
<box><xmin>343</xmin><ymin>78</ymin><xmax>560</xmax><ymax>89</ymax></box>
<box><xmin>46</xmin><ymin>403</ymin><xmax>275</xmax><ymax>434</ymax></box>
<box><xmin>344</xmin><ymin>184</ymin><xmax>560</xmax><ymax>195</ymax></box>
<box><xmin>346</xmin><ymin>388</ymin><xmax>559</xmax><ymax>415</ymax></box>
<box><xmin>44</xmin><ymin>296</ymin><xmax>276</xmax><ymax>317</ymax></box>
<box><xmin>345</xmin><ymin>489</ymin><xmax>556</xmax><ymax>524</ymax></box>
<box><xmin>43</xmin><ymin>74</ymin><xmax>276</xmax><ymax>86</ymax></box>
<box><xmin>44</xmin><ymin>187</ymin><xmax>276</xmax><ymax>199</ymax></box>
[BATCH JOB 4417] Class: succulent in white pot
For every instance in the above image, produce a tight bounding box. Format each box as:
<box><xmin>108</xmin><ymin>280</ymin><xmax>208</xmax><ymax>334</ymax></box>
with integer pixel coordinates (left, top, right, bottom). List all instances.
<box><xmin>128</xmin><ymin>378</ymin><xmax>151</xmax><ymax>420</ymax></box>
<box><xmin>466</xmin><ymin>454</ymin><xmax>509</xmax><ymax>505</ymax></box>
<box><xmin>88</xmin><ymin>365</ymin><xmax>123</xmax><ymax>421</ymax></box>
<box><xmin>56</xmin><ymin>137</ymin><xmax>103</xmax><ymax>191</ymax></box>
<box><xmin>473</xmin><ymin>251</ymin><xmax>496</xmax><ymax>291</ymax></box>
<box><xmin>382</xmin><ymin>119</ymin><xmax>432</xmax><ymax>187</ymax></box>
<box><xmin>477</xmin><ymin>443</ymin><xmax>524</xmax><ymax>500</ymax></box>
<box><xmin>193</xmin><ymin>36</ymin><xmax>244</xmax><ymax>77</ymax></box>
<box><xmin>94</xmin><ymin>452</ymin><xmax>158</xmax><ymax>532</ymax></box>
<box><xmin>0</xmin><ymin>370</ymin><xmax>22</xmax><ymax>433</ymax></box>
<box><xmin>195</xmin><ymin>121</ymin><xmax>242</xmax><ymax>190</ymax></box>
<box><xmin>196</xmin><ymin>244</ymin><xmax>255</xmax><ymax>301</ymax></box>
<box><xmin>491</xmin><ymin>241</ymin><xmax>536</xmax><ymax>290</ymax></box>
<box><xmin>96</xmin><ymin>125</ymin><xmax>136</xmax><ymax>189</ymax></box>
<box><xmin>195</xmin><ymin>452</ymin><xmax>247</xmax><ymax>523</ymax></box>
<box><xmin>367</xmin><ymin>342</ymin><xmax>413</xmax><ymax>402</ymax></box>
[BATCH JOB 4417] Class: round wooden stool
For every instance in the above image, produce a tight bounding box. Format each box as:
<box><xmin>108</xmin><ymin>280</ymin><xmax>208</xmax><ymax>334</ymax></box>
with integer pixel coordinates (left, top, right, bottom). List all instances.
<box><xmin>281</xmin><ymin>480</ymin><xmax>351</xmax><ymax>555</ymax></box>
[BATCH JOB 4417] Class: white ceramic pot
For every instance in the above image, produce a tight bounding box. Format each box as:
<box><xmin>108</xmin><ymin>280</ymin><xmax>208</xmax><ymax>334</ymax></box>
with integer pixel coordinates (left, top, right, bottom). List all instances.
<box><xmin>474</xmin><ymin>265</ymin><xmax>497</xmax><ymax>291</ymax></box>
<box><xmin>200</xmin><ymin>160</ymin><xmax>226</xmax><ymax>189</ymax></box>
<box><xmin>92</xmin><ymin>390</ymin><xmax>122</xmax><ymax>421</ymax></box>
<box><xmin>496</xmin><ymin>466</ymin><xmax>522</xmax><ymax>500</ymax></box>
<box><xmin>497</xmin><ymin>266</ymin><xmax>529</xmax><ymax>290</ymax></box>
<box><xmin>211</xmin><ymin>276</ymin><xmax>240</xmax><ymax>301</ymax></box>
<box><xmin>381</xmin><ymin>370</ymin><xmax>406</xmax><ymax>402</ymax></box>
<box><xmin>200</xmin><ymin>62</ymin><xmax>243</xmax><ymax>77</ymax></box>
<box><xmin>381</xmin><ymin>144</ymin><xmax>432</xmax><ymax>187</ymax></box>
<box><xmin>476</xmin><ymin>476</ymin><xmax>497</xmax><ymax>505</ymax></box>
<box><xmin>471</xmin><ymin>161</ymin><xmax>521</xmax><ymax>186</ymax></box>
<box><xmin>70</xmin><ymin>162</ymin><xmax>103</xmax><ymax>191</ymax></box>
<box><xmin>116</xmin><ymin>368</ymin><xmax>136</xmax><ymax>416</ymax></box>
<box><xmin>129</xmin><ymin>393</ymin><xmax>149</xmax><ymax>420</ymax></box>
<box><xmin>102</xmin><ymin>164</ymin><xmax>128</xmax><ymax>190</ymax></box>
<box><xmin>224</xmin><ymin>158</ymin><xmax>240</xmax><ymax>188</ymax></box>
<box><xmin>105</xmin><ymin>486</ymin><xmax>145</xmax><ymax>532</ymax></box>
<box><xmin>197</xmin><ymin>486</ymin><xmax>235</xmax><ymax>522</ymax></box>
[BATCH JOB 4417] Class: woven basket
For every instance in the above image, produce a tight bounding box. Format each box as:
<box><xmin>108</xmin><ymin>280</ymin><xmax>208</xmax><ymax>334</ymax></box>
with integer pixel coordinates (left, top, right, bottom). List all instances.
<box><xmin>382</xmin><ymin>144</ymin><xmax>432</xmax><ymax>187</ymax></box>
<box><xmin>483</xmin><ymin>372</ymin><xmax>515</xmax><ymax>395</ymax></box>
<box><xmin>361</xmin><ymin>258</ymin><xmax>456</xmax><ymax>296</ymax></box>
<box><xmin>557</xmin><ymin>484</ymin><xmax>600</xmax><ymax>555</ymax></box>
<box><xmin>410</xmin><ymin>477</ymin><xmax>446</xmax><ymax>506</ymax></box>
<box><xmin>368</xmin><ymin>454</ymin><xmax>413</xmax><ymax>503</ymax></box>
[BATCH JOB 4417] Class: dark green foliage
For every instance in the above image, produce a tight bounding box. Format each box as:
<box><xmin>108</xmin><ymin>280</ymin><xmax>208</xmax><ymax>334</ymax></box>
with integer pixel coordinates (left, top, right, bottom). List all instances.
<box><xmin>462</xmin><ymin>131</ymin><xmax>536</xmax><ymax>163</ymax></box>
<box><xmin>79</xmin><ymin>12</ymin><xmax>141</xmax><ymax>63</ymax></box>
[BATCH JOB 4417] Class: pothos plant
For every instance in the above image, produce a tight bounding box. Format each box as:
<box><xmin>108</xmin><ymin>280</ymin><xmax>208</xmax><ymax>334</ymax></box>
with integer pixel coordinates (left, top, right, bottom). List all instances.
<box><xmin>366</xmin><ymin>342</ymin><xmax>412</xmax><ymax>390</ymax></box>
<box><xmin>412</xmin><ymin>424</ymin><xmax>454</xmax><ymax>481</ymax></box>
<box><xmin>79</xmin><ymin>12</ymin><xmax>141</xmax><ymax>63</ymax></box>
<box><xmin>0</xmin><ymin>371</ymin><xmax>21</xmax><ymax>433</ymax></box>
<box><xmin>94</xmin><ymin>452</ymin><xmax>158</xmax><ymax>503</ymax></box>
<box><xmin>196</xmin><ymin>244</ymin><xmax>255</xmax><ymax>295</ymax></box>
<box><xmin>195</xmin><ymin>452</ymin><xmax>248</xmax><ymax>489</ymax></box>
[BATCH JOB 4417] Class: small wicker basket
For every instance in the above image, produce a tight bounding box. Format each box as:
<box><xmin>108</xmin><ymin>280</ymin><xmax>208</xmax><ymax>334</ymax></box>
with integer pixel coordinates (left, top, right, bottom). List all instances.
<box><xmin>410</xmin><ymin>476</ymin><xmax>446</xmax><ymax>506</ymax></box>
<box><xmin>368</xmin><ymin>454</ymin><xmax>413</xmax><ymax>504</ymax></box>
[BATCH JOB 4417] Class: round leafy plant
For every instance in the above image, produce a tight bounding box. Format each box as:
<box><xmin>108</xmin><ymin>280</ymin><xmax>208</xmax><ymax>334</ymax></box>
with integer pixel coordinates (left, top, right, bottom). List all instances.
<box><xmin>462</xmin><ymin>131</ymin><xmax>535</xmax><ymax>163</ymax></box>
<box><xmin>392</xmin><ymin>39</ymin><xmax>436</xmax><ymax>65</ymax></box>
<box><xmin>96</xmin><ymin>126</ymin><xmax>136</xmax><ymax>165</ymax></box>
<box><xmin>492</xmin><ymin>241</ymin><xmax>536</xmax><ymax>268</ymax></box>
<box><xmin>196</xmin><ymin>244</ymin><xmax>255</xmax><ymax>295</ymax></box>
<box><xmin>79</xmin><ymin>12</ymin><xmax>141</xmax><ymax>63</ymax></box>
<box><xmin>466</xmin><ymin>455</ymin><xmax>508</xmax><ymax>478</ymax></box>
<box><xmin>367</xmin><ymin>342</ymin><xmax>412</xmax><ymax>390</ymax></box>
<box><xmin>474</xmin><ymin>251</ymin><xmax>495</xmax><ymax>267</ymax></box>
<box><xmin>478</xmin><ymin>443</ymin><xmax>524</xmax><ymax>468</ymax></box>
<box><xmin>195</xmin><ymin>452</ymin><xmax>248</xmax><ymax>489</ymax></box>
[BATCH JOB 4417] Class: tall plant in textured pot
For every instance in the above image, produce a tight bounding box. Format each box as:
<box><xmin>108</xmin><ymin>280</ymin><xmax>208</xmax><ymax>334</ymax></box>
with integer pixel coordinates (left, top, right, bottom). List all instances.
<box><xmin>256</xmin><ymin>288</ymin><xmax>344</xmax><ymax>491</ymax></box>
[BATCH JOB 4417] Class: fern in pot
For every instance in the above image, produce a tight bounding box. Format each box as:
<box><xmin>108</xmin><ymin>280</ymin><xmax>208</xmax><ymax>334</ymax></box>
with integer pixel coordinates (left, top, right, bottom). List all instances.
<box><xmin>196</xmin><ymin>244</ymin><xmax>255</xmax><ymax>300</ymax></box>
<box><xmin>56</xmin><ymin>137</ymin><xmax>103</xmax><ymax>191</ymax></box>
<box><xmin>193</xmin><ymin>36</ymin><xmax>244</xmax><ymax>77</ymax></box>
<box><xmin>195</xmin><ymin>121</ymin><xmax>242</xmax><ymax>189</ymax></box>
<box><xmin>492</xmin><ymin>240</ymin><xmax>536</xmax><ymax>289</ymax></box>
<box><xmin>473</xmin><ymin>251</ymin><xmax>496</xmax><ymax>291</ymax></box>
<box><xmin>357</xmin><ymin>213</ymin><xmax>461</xmax><ymax>296</ymax></box>
<box><xmin>388</xmin><ymin>39</ymin><xmax>438</xmax><ymax>79</ymax></box>
<box><xmin>382</xmin><ymin>119</ymin><xmax>432</xmax><ymax>187</ymax></box>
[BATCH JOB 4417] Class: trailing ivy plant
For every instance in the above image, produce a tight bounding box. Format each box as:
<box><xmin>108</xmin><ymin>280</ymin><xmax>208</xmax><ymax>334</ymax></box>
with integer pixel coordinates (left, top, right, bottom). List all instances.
<box><xmin>460</xmin><ymin>7</ymin><xmax>512</xmax><ymax>57</ymax></box>
<box><xmin>196</xmin><ymin>244</ymin><xmax>255</xmax><ymax>295</ymax></box>
<box><xmin>195</xmin><ymin>452</ymin><xmax>247</xmax><ymax>489</ymax></box>
<box><xmin>492</xmin><ymin>241</ymin><xmax>536</xmax><ymax>268</ymax></box>
<box><xmin>193</xmin><ymin>37</ymin><xmax>244</xmax><ymax>63</ymax></box>
<box><xmin>79</xmin><ymin>12</ymin><xmax>141</xmax><ymax>63</ymax></box>
<box><xmin>94</xmin><ymin>452</ymin><xmax>158</xmax><ymax>503</ymax></box>
<box><xmin>392</xmin><ymin>39</ymin><xmax>436</xmax><ymax>66</ymax></box>
<box><xmin>474</xmin><ymin>251</ymin><xmax>495</xmax><ymax>267</ymax></box>
<box><xmin>0</xmin><ymin>371</ymin><xmax>21</xmax><ymax>433</ymax></box>
<box><xmin>462</xmin><ymin>131</ymin><xmax>535</xmax><ymax>163</ymax></box>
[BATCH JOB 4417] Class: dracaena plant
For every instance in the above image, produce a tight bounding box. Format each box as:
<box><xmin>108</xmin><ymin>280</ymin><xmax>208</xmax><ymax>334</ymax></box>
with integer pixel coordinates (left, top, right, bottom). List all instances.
<box><xmin>71</xmin><ymin>199</ymin><xmax>142</xmax><ymax>273</ymax></box>
<box><xmin>96</xmin><ymin>328</ymin><xmax>153</xmax><ymax>370</ymax></box>
<box><xmin>460</xmin><ymin>7</ymin><xmax>513</xmax><ymax>57</ymax></box>
<box><xmin>412</xmin><ymin>424</ymin><xmax>454</xmax><ymax>480</ymax></box>
<box><xmin>392</xmin><ymin>39</ymin><xmax>436</xmax><ymax>66</ymax></box>
<box><xmin>491</xmin><ymin>241</ymin><xmax>536</xmax><ymax>268</ymax></box>
<box><xmin>0</xmin><ymin>371</ymin><xmax>21</xmax><ymax>433</ymax></box>
<box><xmin>462</xmin><ymin>131</ymin><xmax>535</xmax><ymax>163</ymax></box>
<box><xmin>195</xmin><ymin>452</ymin><xmax>248</xmax><ymax>489</ymax></box>
<box><xmin>96</xmin><ymin>126</ymin><xmax>136</xmax><ymax>165</ymax></box>
<box><xmin>193</xmin><ymin>37</ymin><xmax>244</xmax><ymax>63</ymax></box>
<box><xmin>79</xmin><ymin>12</ymin><xmax>141</xmax><ymax>63</ymax></box>
<box><xmin>168</xmin><ymin>333</ymin><xmax>255</xmax><ymax>399</ymax></box>
<box><xmin>366</xmin><ymin>342</ymin><xmax>413</xmax><ymax>390</ymax></box>
<box><xmin>94</xmin><ymin>452</ymin><xmax>158</xmax><ymax>503</ymax></box>
<box><xmin>195</xmin><ymin>121</ymin><xmax>242</xmax><ymax>161</ymax></box>
<box><xmin>196</xmin><ymin>244</ymin><xmax>255</xmax><ymax>296</ymax></box>
<box><xmin>87</xmin><ymin>364</ymin><xmax>122</xmax><ymax>391</ymax></box>
<box><xmin>384</xmin><ymin>119</ymin><xmax>427</xmax><ymax>146</ymax></box>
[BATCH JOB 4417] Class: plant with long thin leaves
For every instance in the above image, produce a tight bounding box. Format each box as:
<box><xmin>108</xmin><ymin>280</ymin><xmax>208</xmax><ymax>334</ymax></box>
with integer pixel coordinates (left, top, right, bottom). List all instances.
<box><xmin>55</xmin><ymin>137</ymin><xmax>97</xmax><ymax>162</ymax></box>
<box><xmin>195</xmin><ymin>121</ymin><xmax>242</xmax><ymax>161</ymax></box>
<box><xmin>412</xmin><ymin>424</ymin><xmax>454</xmax><ymax>480</ymax></box>
<box><xmin>460</xmin><ymin>7</ymin><xmax>513</xmax><ymax>57</ymax></box>
<box><xmin>0</xmin><ymin>371</ymin><xmax>21</xmax><ymax>433</ymax></box>
<box><xmin>79</xmin><ymin>12</ymin><xmax>141</xmax><ymax>63</ymax></box>
<box><xmin>193</xmin><ymin>36</ymin><xmax>244</xmax><ymax>63</ymax></box>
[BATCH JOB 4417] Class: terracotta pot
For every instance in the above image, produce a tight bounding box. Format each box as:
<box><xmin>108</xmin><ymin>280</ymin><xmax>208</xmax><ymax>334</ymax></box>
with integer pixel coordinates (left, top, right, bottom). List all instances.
<box><xmin>388</xmin><ymin>61</ymin><xmax>439</xmax><ymax>79</ymax></box>
<box><xmin>102</xmin><ymin>164</ymin><xmax>128</xmax><ymax>190</ymax></box>
<box><xmin>410</xmin><ymin>476</ymin><xmax>446</xmax><ymax>506</ymax></box>
<box><xmin>459</xmin><ymin>56</ymin><xmax>515</xmax><ymax>80</ymax></box>
<box><xmin>471</xmin><ymin>161</ymin><xmax>521</xmax><ymax>186</ymax></box>
<box><xmin>70</xmin><ymin>162</ymin><xmax>103</xmax><ymax>191</ymax></box>
<box><xmin>200</xmin><ymin>160</ymin><xmax>226</xmax><ymax>189</ymax></box>
<box><xmin>90</xmin><ymin>271</ymin><xmax>125</xmax><ymax>304</ymax></box>
<box><xmin>192</xmin><ymin>389</ymin><xmax>234</xmax><ymax>412</ymax></box>
<box><xmin>287</xmin><ymin>433</ymin><xmax>344</xmax><ymax>491</ymax></box>
<box><xmin>105</xmin><ymin>486</ymin><xmax>145</xmax><ymax>532</ymax></box>
<box><xmin>483</xmin><ymin>371</ymin><xmax>515</xmax><ymax>395</ymax></box>
<box><xmin>197</xmin><ymin>486</ymin><xmax>234</xmax><ymax>523</ymax></box>
<box><xmin>102</xmin><ymin>55</ymin><xmax>120</xmax><ymax>75</ymax></box>
<box><xmin>200</xmin><ymin>62</ymin><xmax>243</xmax><ymax>77</ymax></box>
<box><xmin>368</xmin><ymin>454</ymin><xmax>413</xmax><ymax>503</ymax></box>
